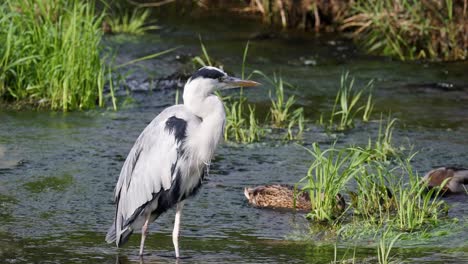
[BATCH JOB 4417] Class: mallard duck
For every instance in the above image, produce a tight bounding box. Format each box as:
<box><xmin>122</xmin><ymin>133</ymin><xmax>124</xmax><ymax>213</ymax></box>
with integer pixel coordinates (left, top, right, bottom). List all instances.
<box><xmin>244</xmin><ymin>184</ymin><xmax>345</xmax><ymax>212</ymax></box>
<box><xmin>422</xmin><ymin>167</ymin><xmax>468</xmax><ymax>195</ymax></box>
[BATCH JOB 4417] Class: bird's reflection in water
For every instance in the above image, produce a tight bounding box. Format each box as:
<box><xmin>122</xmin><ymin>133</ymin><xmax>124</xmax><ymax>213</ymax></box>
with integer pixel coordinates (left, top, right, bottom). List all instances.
<box><xmin>115</xmin><ymin>254</ymin><xmax>188</xmax><ymax>264</ymax></box>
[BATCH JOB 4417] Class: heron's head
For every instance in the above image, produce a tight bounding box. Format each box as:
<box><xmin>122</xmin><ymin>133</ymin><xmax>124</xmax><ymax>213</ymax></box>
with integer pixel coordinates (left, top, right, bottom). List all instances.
<box><xmin>185</xmin><ymin>66</ymin><xmax>260</xmax><ymax>96</ymax></box>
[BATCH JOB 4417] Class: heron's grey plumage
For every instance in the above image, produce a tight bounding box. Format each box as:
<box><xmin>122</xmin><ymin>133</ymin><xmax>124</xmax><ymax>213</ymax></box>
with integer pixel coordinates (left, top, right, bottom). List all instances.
<box><xmin>106</xmin><ymin>106</ymin><xmax>207</xmax><ymax>246</ymax></box>
<box><xmin>106</xmin><ymin>66</ymin><xmax>260</xmax><ymax>257</ymax></box>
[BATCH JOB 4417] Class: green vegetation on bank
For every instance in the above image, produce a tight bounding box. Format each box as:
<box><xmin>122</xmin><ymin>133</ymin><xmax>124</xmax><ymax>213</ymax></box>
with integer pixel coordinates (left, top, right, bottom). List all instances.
<box><xmin>203</xmin><ymin>0</ymin><xmax>467</xmax><ymax>61</ymax></box>
<box><xmin>343</xmin><ymin>0</ymin><xmax>467</xmax><ymax>61</ymax></box>
<box><xmin>0</xmin><ymin>0</ymin><xmax>106</xmax><ymax>111</ymax></box>
<box><xmin>103</xmin><ymin>2</ymin><xmax>157</xmax><ymax>35</ymax></box>
<box><xmin>0</xmin><ymin>0</ymin><xmax>162</xmax><ymax>111</ymax></box>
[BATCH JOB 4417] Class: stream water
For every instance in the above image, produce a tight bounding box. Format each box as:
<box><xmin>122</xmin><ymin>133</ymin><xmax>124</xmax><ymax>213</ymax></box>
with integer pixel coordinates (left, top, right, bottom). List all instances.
<box><xmin>1</xmin><ymin>11</ymin><xmax>467</xmax><ymax>263</ymax></box>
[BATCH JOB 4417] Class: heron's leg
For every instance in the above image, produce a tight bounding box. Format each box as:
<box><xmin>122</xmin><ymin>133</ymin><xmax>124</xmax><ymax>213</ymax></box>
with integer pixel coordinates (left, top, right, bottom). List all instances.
<box><xmin>173</xmin><ymin>201</ymin><xmax>185</xmax><ymax>258</ymax></box>
<box><xmin>139</xmin><ymin>216</ymin><xmax>150</xmax><ymax>256</ymax></box>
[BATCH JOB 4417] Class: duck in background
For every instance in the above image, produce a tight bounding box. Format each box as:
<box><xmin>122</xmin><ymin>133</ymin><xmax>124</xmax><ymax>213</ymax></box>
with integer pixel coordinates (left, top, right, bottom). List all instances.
<box><xmin>422</xmin><ymin>167</ymin><xmax>468</xmax><ymax>195</ymax></box>
<box><xmin>244</xmin><ymin>184</ymin><xmax>345</xmax><ymax>213</ymax></box>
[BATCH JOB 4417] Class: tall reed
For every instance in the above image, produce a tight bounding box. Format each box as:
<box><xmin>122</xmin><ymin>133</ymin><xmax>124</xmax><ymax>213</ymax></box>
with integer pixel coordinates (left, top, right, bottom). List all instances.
<box><xmin>393</xmin><ymin>157</ymin><xmax>447</xmax><ymax>232</ymax></box>
<box><xmin>300</xmin><ymin>143</ymin><xmax>368</xmax><ymax>222</ymax></box>
<box><xmin>253</xmin><ymin>70</ymin><xmax>305</xmax><ymax>140</ymax></box>
<box><xmin>342</xmin><ymin>0</ymin><xmax>467</xmax><ymax>61</ymax></box>
<box><xmin>106</xmin><ymin>7</ymin><xmax>157</xmax><ymax>35</ymax></box>
<box><xmin>322</xmin><ymin>71</ymin><xmax>374</xmax><ymax>131</ymax></box>
<box><xmin>365</xmin><ymin>116</ymin><xmax>399</xmax><ymax>161</ymax></box>
<box><xmin>0</xmin><ymin>0</ymin><xmax>107</xmax><ymax>111</ymax></box>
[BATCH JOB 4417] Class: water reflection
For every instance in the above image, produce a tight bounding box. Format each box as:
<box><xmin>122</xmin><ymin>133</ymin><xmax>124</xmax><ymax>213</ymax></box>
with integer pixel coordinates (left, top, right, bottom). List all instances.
<box><xmin>115</xmin><ymin>254</ymin><xmax>185</xmax><ymax>264</ymax></box>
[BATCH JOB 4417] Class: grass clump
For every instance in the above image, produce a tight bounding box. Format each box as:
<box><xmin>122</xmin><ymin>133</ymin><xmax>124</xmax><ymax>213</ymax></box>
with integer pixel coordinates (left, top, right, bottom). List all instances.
<box><xmin>348</xmin><ymin>160</ymin><xmax>395</xmax><ymax>225</ymax></box>
<box><xmin>393</xmin><ymin>158</ymin><xmax>447</xmax><ymax>232</ymax></box>
<box><xmin>320</xmin><ymin>71</ymin><xmax>374</xmax><ymax>131</ymax></box>
<box><xmin>365</xmin><ymin>116</ymin><xmax>399</xmax><ymax>161</ymax></box>
<box><xmin>223</xmin><ymin>95</ymin><xmax>264</xmax><ymax>143</ymax></box>
<box><xmin>346</xmin><ymin>152</ymin><xmax>447</xmax><ymax>233</ymax></box>
<box><xmin>192</xmin><ymin>39</ymin><xmax>305</xmax><ymax>143</ymax></box>
<box><xmin>299</xmin><ymin>142</ymin><xmax>449</xmax><ymax>237</ymax></box>
<box><xmin>252</xmin><ymin>70</ymin><xmax>305</xmax><ymax>140</ymax></box>
<box><xmin>342</xmin><ymin>0</ymin><xmax>467</xmax><ymax>61</ymax></box>
<box><xmin>300</xmin><ymin>143</ymin><xmax>368</xmax><ymax>222</ymax></box>
<box><xmin>377</xmin><ymin>231</ymin><xmax>401</xmax><ymax>264</ymax></box>
<box><xmin>105</xmin><ymin>7</ymin><xmax>157</xmax><ymax>35</ymax></box>
<box><xmin>0</xmin><ymin>0</ymin><xmax>107</xmax><ymax>111</ymax></box>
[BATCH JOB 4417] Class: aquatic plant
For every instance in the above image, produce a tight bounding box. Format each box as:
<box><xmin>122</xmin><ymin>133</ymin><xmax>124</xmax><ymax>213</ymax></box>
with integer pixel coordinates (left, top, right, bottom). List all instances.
<box><xmin>186</xmin><ymin>1</ymin><xmax>466</xmax><ymax>61</ymax></box>
<box><xmin>342</xmin><ymin>0</ymin><xmax>467</xmax><ymax>61</ymax></box>
<box><xmin>393</xmin><ymin>158</ymin><xmax>447</xmax><ymax>232</ymax></box>
<box><xmin>377</xmin><ymin>231</ymin><xmax>401</xmax><ymax>264</ymax></box>
<box><xmin>365</xmin><ymin>116</ymin><xmax>399</xmax><ymax>161</ymax></box>
<box><xmin>321</xmin><ymin>72</ymin><xmax>374</xmax><ymax>131</ymax></box>
<box><xmin>248</xmin><ymin>0</ymin><xmax>349</xmax><ymax>31</ymax></box>
<box><xmin>105</xmin><ymin>7</ymin><xmax>157</xmax><ymax>35</ymax></box>
<box><xmin>192</xmin><ymin>39</ymin><xmax>304</xmax><ymax>142</ymax></box>
<box><xmin>348</xmin><ymin>159</ymin><xmax>395</xmax><ymax>225</ymax></box>
<box><xmin>0</xmin><ymin>0</ymin><xmax>108</xmax><ymax>111</ymax></box>
<box><xmin>192</xmin><ymin>39</ymin><xmax>263</xmax><ymax>143</ymax></box>
<box><xmin>253</xmin><ymin>70</ymin><xmax>305</xmax><ymax>140</ymax></box>
<box><xmin>300</xmin><ymin>143</ymin><xmax>368</xmax><ymax>222</ymax></box>
<box><xmin>348</xmin><ymin>152</ymin><xmax>447</xmax><ymax>232</ymax></box>
<box><xmin>223</xmin><ymin>42</ymin><xmax>264</xmax><ymax>143</ymax></box>
<box><xmin>192</xmin><ymin>35</ymin><xmax>219</xmax><ymax>68</ymax></box>
<box><xmin>223</xmin><ymin>95</ymin><xmax>264</xmax><ymax>143</ymax></box>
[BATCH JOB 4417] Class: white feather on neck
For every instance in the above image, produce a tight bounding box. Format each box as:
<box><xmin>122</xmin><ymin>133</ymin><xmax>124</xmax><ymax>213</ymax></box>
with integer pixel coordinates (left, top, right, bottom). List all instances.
<box><xmin>183</xmin><ymin>78</ymin><xmax>225</xmax><ymax>164</ymax></box>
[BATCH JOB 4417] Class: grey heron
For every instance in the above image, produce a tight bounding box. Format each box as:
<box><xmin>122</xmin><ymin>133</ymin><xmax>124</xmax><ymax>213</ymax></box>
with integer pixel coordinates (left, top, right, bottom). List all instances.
<box><xmin>105</xmin><ymin>66</ymin><xmax>260</xmax><ymax>258</ymax></box>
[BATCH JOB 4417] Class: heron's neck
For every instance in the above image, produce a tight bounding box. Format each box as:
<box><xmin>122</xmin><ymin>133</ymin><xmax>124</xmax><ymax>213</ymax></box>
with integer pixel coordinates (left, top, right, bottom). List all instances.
<box><xmin>184</xmin><ymin>93</ymin><xmax>225</xmax><ymax>162</ymax></box>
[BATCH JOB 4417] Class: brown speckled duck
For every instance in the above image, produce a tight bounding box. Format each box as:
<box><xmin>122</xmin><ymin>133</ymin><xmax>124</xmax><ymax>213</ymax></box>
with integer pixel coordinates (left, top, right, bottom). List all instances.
<box><xmin>244</xmin><ymin>184</ymin><xmax>345</xmax><ymax>212</ymax></box>
<box><xmin>422</xmin><ymin>167</ymin><xmax>468</xmax><ymax>195</ymax></box>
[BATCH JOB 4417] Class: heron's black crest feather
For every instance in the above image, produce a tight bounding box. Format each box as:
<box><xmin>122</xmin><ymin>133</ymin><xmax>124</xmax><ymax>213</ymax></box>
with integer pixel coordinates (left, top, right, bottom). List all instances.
<box><xmin>190</xmin><ymin>67</ymin><xmax>226</xmax><ymax>80</ymax></box>
<box><xmin>165</xmin><ymin>116</ymin><xmax>187</xmax><ymax>142</ymax></box>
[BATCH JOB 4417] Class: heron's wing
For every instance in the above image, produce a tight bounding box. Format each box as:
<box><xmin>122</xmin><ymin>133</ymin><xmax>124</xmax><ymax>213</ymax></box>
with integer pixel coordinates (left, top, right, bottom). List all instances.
<box><xmin>113</xmin><ymin>105</ymin><xmax>197</xmax><ymax>222</ymax></box>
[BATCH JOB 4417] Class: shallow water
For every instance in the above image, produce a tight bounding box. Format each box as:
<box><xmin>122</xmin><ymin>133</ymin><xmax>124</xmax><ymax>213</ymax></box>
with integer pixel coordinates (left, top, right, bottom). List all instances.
<box><xmin>1</xmin><ymin>11</ymin><xmax>468</xmax><ymax>263</ymax></box>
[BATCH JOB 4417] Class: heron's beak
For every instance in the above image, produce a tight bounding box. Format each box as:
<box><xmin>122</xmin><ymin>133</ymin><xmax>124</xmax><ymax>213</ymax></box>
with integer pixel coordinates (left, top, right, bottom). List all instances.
<box><xmin>222</xmin><ymin>76</ymin><xmax>261</xmax><ymax>89</ymax></box>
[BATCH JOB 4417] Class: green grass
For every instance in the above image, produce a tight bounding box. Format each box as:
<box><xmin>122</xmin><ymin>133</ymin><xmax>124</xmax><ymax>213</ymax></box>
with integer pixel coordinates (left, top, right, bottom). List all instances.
<box><xmin>252</xmin><ymin>70</ymin><xmax>305</xmax><ymax>140</ymax></box>
<box><xmin>343</xmin><ymin>0</ymin><xmax>467</xmax><ymax>61</ymax></box>
<box><xmin>192</xmin><ymin>35</ymin><xmax>225</xmax><ymax>69</ymax></box>
<box><xmin>223</xmin><ymin>95</ymin><xmax>264</xmax><ymax>143</ymax></box>
<box><xmin>365</xmin><ymin>116</ymin><xmax>399</xmax><ymax>161</ymax></box>
<box><xmin>348</xmin><ymin>159</ymin><xmax>395</xmax><ymax>225</ymax></box>
<box><xmin>300</xmin><ymin>143</ymin><xmax>368</xmax><ymax>222</ymax></box>
<box><xmin>249</xmin><ymin>0</ymin><xmax>466</xmax><ymax>61</ymax></box>
<box><xmin>223</xmin><ymin>42</ymin><xmax>264</xmax><ymax>143</ymax></box>
<box><xmin>377</xmin><ymin>231</ymin><xmax>401</xmax><ymax>264</ymax></box>
<box><xmin>192</xmin><ymin>39</ymin><xmax>269</xmax><ymax>144</ymax></box>
<box><xmin>321</xmin><ymin>72</ymin><xmax>374</xmax><ymax>131</ymax></box>
<box><xmin>393</xmin><ymin>158</ymin><xmax>447</xmax><ymax>232</ymax></box>
<box><xmin>106</xmin><ymin>7</ymin><xmax>157</xmax><ymax>35</ymax></box>
<box><xmin>0</xmin><ymin>0</ymin><xmax>107</xmax><ymax>111</ymax></box>
<box><xmin>299</xmin><ymin>140</ymin><xmax>449</xmax><ymax>237</ymax></box>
